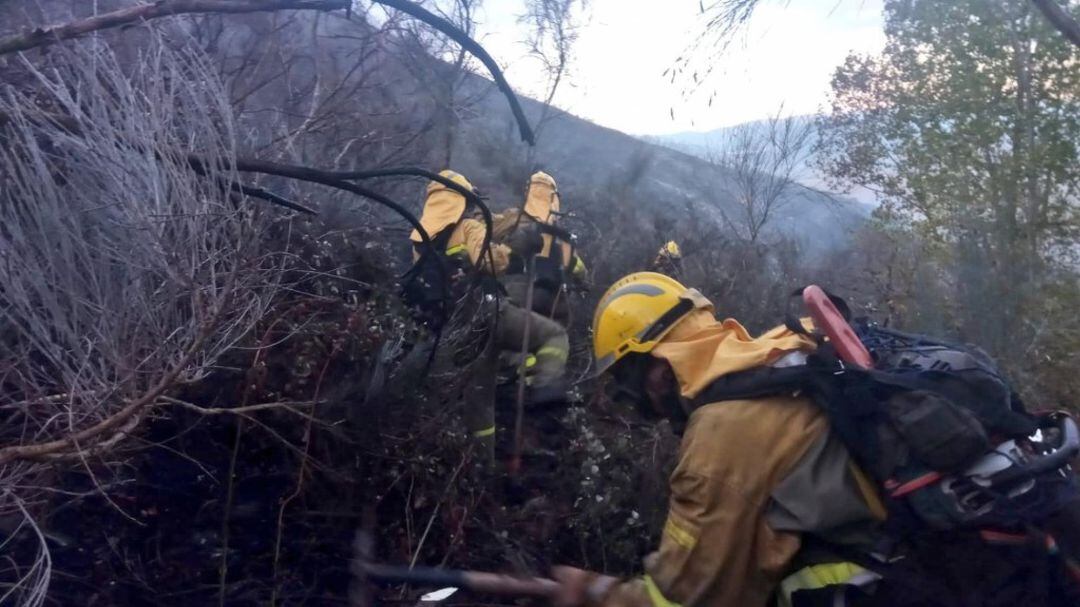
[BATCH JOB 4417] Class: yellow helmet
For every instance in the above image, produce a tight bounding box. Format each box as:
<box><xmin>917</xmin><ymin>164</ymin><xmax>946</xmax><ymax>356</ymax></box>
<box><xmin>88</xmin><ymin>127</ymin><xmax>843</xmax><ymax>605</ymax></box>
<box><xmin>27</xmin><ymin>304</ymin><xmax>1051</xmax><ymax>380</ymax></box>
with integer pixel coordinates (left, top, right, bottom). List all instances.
<box><xmin>426</xmin><ymin>169</ymin><xmax>475</xmax><ymax>195</ymax></box>
<box><xmin>592</xmin><ymin>272</ymin><xmax>712</xmax><ymax>374</ymax></box>
<box><xmin>524</xmin><ymin>171</ymin><xmax>559</xmax><ymax>222</ymax></box>
<box><xmin>661</xmin><ymin>240</ymin><xmax>682</xmax><ymax>258</ymax></box>
<box><xmin>412</xmin><ymin>169</ymin><xmax>475</xmax><ymax>243</ymax></box>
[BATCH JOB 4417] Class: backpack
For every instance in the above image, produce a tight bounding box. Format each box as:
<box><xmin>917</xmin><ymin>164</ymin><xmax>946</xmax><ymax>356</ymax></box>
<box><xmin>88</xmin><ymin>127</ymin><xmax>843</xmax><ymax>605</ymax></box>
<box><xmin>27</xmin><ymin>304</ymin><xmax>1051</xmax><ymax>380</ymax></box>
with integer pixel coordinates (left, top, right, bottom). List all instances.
<box><xmin>692</xmin><ymin>287</ymin><xmax>1079</xmax><ymax>533</ymax></box>
<box><xmin>400</xmin><ymin>227</ymin><xmax>471</xmax><ymax>330</ymax></box>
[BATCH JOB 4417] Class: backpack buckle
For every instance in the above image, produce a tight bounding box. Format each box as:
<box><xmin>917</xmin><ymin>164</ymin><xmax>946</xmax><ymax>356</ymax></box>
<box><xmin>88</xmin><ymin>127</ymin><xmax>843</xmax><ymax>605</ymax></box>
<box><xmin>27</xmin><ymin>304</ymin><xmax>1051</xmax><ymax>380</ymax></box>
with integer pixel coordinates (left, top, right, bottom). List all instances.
<box><xmin>833</xmin><ymin>359</ymin><xmax>847</xmax><ymax>376</ymax></box>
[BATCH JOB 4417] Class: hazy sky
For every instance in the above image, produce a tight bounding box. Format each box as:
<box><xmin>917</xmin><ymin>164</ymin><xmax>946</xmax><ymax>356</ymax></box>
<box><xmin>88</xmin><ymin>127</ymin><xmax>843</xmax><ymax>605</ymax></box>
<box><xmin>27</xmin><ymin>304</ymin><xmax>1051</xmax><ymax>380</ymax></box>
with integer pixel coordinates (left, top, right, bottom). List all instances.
<box><xmin>474</xmin><ymin>0</ymin><xmax>886</xmax><ymax>135</ymax></box>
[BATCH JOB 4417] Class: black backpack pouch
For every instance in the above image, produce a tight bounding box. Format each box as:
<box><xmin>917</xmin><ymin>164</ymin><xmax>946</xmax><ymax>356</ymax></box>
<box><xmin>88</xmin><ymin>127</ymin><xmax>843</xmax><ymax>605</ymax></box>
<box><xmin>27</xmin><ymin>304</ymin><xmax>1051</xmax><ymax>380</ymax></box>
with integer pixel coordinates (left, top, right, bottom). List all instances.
<box><xmin>532</xmin><ymin>255</ymin><xmax>564</xmax><ymax>291</ymax></box>
<box><xmin>887</xmin><ymin>390</ymin><xmax>989</xmax><ymax>472</ymax></box>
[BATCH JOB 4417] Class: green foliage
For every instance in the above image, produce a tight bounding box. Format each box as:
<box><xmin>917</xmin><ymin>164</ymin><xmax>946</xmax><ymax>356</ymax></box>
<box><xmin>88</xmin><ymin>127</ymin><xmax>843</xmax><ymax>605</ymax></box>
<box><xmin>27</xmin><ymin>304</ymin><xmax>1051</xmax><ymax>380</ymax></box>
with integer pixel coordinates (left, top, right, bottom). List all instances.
<box><xmin>818</xmin><ymin>0</ymin><xmax>1080</xmax><ymax>238</ymax></box>
<box><xmin>815</xmin><ymin>0</ymin><xmax>1080</xmax><ymax>403</ymax></box>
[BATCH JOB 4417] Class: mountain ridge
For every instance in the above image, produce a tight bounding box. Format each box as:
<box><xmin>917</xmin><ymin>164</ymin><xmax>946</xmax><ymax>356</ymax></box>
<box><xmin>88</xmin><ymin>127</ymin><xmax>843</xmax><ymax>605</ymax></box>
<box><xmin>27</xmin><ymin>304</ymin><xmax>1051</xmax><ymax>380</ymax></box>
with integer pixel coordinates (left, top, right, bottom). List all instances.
<box><xmin>444</xmin><ymin>81</ymin><xmax>869</xmax><ymax>258</ymax></box>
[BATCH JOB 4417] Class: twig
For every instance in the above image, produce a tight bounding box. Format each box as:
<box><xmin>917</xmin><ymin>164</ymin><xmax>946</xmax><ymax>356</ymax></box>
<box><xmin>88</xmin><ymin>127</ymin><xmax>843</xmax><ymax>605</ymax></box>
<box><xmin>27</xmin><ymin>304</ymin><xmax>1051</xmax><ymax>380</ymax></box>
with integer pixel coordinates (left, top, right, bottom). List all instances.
<box><xmin>0</xmin><ymin>491</ymin><xmax>51</xmax><ymax>607</ymax></box>
<box><xmin>371</xmin><ymin>0</ymin><xmax>534</xmax><ymax>145</ymax></box>
<box><xmin>217</xmin><ymin>312</ymin><xmax>288</xmax><ymax>607</ymax></box>
<box><xmin>406</xmin><ymin>454</ymin><xmax>469</xmax><ymax>572</ymax></box>
<box><xmin>270</xmin><ymin>346</ymin><xmax>337</xmax><ymax>606</ymax></box>
<box><xmin>0</xmin><ymin>316</ymin><xmax>218</xmax><ymax>464</ymax></box>
<box><xmin>0</xmin><ymin>0</ymin><xmax>351</xmax><ymax>55</ymax></box>
<box><xmin>217</xmin><ymin>416</ymin><xmax>245</xmax><ymax>607</ymax></box>
<box><xmin>159</xmin><ymin>396</ymin><xmax>323</xmax><ymax>420</ymax></box>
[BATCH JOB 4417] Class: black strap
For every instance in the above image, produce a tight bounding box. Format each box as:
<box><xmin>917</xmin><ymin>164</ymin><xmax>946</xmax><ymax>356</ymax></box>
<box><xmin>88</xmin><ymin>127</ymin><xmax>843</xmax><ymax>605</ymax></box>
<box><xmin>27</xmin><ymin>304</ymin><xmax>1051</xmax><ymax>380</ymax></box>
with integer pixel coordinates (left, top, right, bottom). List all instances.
<box><xmin>785</xmin><ymin>314</ymin><xmax>813</xmax><ymax>337</ymax></box>
<box><xmin>689</xmin><ymin>364</ymin><xmax>820</xmax><ymax>409</ymax></box>
<box><xmin>687</xmin><ymin>354</ymin><xmax>890</xmax><ymax>476</ymax></box>
<box><xmin>641</xmin><ymin>298</ymin><xmax>694</xmax><ymax>343</ymax></box>
<box><xmin>534</xmin><ymin>220</ymin><xmax>574</xmax><ymax>242</ymax></box>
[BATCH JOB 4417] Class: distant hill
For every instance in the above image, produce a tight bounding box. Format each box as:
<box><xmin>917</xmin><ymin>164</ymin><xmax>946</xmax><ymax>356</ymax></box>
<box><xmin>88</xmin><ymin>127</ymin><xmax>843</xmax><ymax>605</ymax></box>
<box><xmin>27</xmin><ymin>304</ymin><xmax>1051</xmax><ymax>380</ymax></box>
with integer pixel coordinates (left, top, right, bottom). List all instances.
<box><xmin>646</xmin><ymin>118</ymin><xmax>880</xmax><ymax>207</ymax></box>
<box><xmin>445</xmin><ymin>88</ymin><xmax>870</xmax><ymax>260</ymax></box>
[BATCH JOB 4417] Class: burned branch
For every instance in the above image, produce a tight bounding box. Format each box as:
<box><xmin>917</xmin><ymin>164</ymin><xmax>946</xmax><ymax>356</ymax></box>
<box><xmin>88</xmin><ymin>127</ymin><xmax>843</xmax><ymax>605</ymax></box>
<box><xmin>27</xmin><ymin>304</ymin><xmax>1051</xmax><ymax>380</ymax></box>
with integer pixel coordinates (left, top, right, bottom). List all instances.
<box><xmin>0</xmin><ymin>0</ymin><xmax>352</xmax><ymax>55</ymax></box>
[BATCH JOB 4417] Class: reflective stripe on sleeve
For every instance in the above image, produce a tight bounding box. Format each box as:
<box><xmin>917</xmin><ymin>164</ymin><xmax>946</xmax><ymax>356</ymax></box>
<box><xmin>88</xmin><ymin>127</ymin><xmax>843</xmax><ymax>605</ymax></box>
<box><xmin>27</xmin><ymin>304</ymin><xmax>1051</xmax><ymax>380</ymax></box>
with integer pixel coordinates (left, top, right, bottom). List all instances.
<box><xmin>572</xmin><ymin>256</ymin><xmax>586</xmax><ymax>276</ymax></box>
<box><xmin>644</xmin><ymin>575</ymin><xmax>682</xmax><ymax>607</ymax></box>
<box><xmin>662</xmin><ymin>518</ymin><xmax>696</xmax><ymax>550</ymax></box>
<box><xmin>536</xmin><ymin>345</ymin><xmax>568</xmax><ymax>363</ymax></box>
<box><xmin>472</xmin><ymin>425</ymin><xmax>495</xmax><ymax>438</ymax></box>
<box><xmin>779</xmin><ymin>562</ymin><xmax>880</xmax><ymax>607</ymax></box>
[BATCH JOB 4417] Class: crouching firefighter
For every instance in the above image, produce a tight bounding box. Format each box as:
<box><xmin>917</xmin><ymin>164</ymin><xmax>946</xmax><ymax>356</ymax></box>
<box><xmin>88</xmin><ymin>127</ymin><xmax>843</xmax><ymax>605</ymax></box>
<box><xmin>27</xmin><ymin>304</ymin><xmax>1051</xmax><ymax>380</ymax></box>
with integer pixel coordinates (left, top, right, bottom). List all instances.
<box><xmin>402</xmin><ymin>170</ymin><xmax>569</xmax><ymax>462</ymax></box>
<box><xmin>551</xmin><ymin>272</ymin><xmax>1080</xmax><ymax>607</ymax></box>
<box><xmin>495</xmin><ymin>171</ymin><xmax>587</xmax><ymax>325</ymax></box>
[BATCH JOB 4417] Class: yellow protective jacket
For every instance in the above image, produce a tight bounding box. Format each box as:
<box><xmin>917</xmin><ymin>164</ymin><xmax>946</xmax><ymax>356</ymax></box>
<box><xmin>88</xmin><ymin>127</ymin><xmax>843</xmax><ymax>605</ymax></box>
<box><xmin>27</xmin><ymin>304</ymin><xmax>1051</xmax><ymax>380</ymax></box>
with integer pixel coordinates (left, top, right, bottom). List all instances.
<box><xmin>410</xmin><ymin>217</ymin><xmax>510</xmax><ymax>275</ymax></box>
<box><xmin>492</xmin><ymin>171</ymin><xmax>586</xmax><ymax>281</ymax></box>
<box><xmin>410</xmin><ymin>172</ymin><xmax>510</xmax><ymax>274</ymax></box>
<box><xmin>596</xmin><ymin>311</ymin><xmax>885</xmax><ymax>607</ymax></box>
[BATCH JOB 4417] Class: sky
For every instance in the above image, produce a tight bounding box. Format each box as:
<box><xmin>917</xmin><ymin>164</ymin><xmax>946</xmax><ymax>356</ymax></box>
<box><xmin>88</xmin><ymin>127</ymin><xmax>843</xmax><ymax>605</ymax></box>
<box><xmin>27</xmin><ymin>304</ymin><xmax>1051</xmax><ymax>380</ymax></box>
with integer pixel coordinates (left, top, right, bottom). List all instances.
<box><xmin>472</xmin><ymin>0</ymin><xmax>886</xmax><ymax>135</ymax></box>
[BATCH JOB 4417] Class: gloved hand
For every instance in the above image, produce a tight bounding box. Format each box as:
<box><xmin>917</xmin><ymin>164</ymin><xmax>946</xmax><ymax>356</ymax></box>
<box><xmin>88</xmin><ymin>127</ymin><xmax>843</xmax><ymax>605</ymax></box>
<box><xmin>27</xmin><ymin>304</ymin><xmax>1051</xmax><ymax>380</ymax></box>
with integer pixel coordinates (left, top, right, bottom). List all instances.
<box><xmin>506</xmin><ymin>223</ymin><xmax>543</xmax><ymax>257</ymax></box>
<box><xmin>551</xmin><ymin>566</ymin><xmax>618</xmax><ymax>607</ymax></box>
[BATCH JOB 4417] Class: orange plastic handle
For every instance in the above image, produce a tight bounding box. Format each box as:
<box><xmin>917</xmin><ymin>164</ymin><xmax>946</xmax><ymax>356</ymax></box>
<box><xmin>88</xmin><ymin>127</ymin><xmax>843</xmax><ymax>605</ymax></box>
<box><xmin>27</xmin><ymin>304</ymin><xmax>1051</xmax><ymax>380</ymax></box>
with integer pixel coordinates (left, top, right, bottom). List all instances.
<box><xmin>802</xmin><ymin>285</ymin><xmax>873</xmax><ymax>369</ymax></box>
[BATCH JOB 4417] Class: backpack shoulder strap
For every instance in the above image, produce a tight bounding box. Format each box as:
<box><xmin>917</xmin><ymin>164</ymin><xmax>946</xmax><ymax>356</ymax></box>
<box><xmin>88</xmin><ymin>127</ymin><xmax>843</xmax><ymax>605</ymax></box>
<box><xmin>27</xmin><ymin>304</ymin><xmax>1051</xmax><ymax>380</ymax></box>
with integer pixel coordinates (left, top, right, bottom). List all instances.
<box><xmin>690</xmin><ymin>364</ymin><xmax>823</xmax><ymax>409</ymax></box>
<box><xmin>411</xmin><ymin>224</ymin><xmax>458</xmax><ymax>259</ymax></box>
<box><xmin>688</xmin><ymin>356</ymin><xmax>885</xmax><ymax>467</ymax></box>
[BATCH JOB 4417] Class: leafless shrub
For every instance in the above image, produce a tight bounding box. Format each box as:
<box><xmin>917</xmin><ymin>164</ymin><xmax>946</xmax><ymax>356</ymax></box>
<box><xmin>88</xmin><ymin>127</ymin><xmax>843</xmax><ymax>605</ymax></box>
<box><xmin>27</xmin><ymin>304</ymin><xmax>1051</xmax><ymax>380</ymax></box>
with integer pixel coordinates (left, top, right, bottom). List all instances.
<box><xmin>705</xmin><ymin>107</ymin><xmax>814</xmax><ymax>243</ymax></box>
<box><xmin>519</xmin><ymin>0</ymin><xmax>586</xmax><ymax>142</ymax></box>
<box><xmin>0</xmin><ymin>32</ymin><xmax>285</xmax><ymax>604</ymax></box>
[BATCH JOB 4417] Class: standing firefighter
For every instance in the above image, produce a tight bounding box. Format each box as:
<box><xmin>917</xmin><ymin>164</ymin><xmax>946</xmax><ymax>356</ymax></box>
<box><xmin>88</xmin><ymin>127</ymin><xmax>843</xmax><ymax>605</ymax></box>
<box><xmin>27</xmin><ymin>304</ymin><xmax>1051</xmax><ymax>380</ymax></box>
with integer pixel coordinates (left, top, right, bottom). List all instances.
<box><xmin>651</xmin><ymin>240</ymin><xmax>683</xmax><ymax>278</ymax></box>
<box><xmin>496</xmin><ymin>171</ymin><xmax>587</xmax><ymax>324</ymax></box>
<box><xmin>404</xmin><ymin>170</ymin><xmax>569</xmax><ymax>460</ymax></box>
<box><xmin>552</xmin><ymin>272</ymin><xmax>1080</xmax><ymax>607</ymax></box>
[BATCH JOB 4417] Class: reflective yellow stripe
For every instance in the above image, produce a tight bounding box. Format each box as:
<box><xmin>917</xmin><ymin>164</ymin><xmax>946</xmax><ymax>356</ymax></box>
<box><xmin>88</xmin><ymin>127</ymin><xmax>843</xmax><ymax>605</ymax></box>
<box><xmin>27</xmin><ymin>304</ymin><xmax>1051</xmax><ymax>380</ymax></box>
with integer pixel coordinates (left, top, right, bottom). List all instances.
<box><xmin>643</xmin><ymin>576</ymin><xmax>681</xmax><ymax>607</ymax></box>
<box><xmin>524</xmin><ymin>354</ymin><xmax>537</xmax><ymax>368</ymax></box>
<box><xmin>662</xmin><ymin>518</ymin><xmax>696</xmax><ymax>550</ymax></box>
<box><xmin>572</xmin><ymin>256</ymin><xmax>586</xmax><ymax>276</ymax></box>
<box><xmin>535</xmin><ymin>345</ymin><xmax>568</xmax><ymax>363</ymax></box>
<box><xmin>472</xmin><ymin>425</ymin><xmax>495</xmax><ymax>438</ymax></box>
<box><xmin>445</xmin><ymin>244</ymin><xmax>467</xmax><ymax>256</ymax></box>
<box><xmin>779</xmin><ymin>562</ymin><xmax>873</xmax><ymax>607</ymax></box>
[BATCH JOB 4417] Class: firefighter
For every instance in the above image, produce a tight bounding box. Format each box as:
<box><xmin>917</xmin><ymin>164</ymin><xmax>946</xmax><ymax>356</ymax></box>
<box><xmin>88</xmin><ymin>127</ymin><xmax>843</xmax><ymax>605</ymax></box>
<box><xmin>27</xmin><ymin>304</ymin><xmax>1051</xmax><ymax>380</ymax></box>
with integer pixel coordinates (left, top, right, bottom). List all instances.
<box><xmin>495</xmin><ymin>171</ymin><xmax>587</xmax><ymax>324</ymax></box>
<box><xmin>651</xmin><ymin>240</ymin><xmax>683</xmax><ymax>278</ymax></box>
<box><xmin>552</xmin><ymin>271</ymin><xmax>1080</xmax><ymax>606</ymax></box>
<box><xmin>406</xmin><ymin>170</ymin><xmax>569</xmax><ymax>459</ymax></box>
<box><xmin>552</xmin><ymin>271</ymin><xmax>883</xmax><ymax>606</ymax></box>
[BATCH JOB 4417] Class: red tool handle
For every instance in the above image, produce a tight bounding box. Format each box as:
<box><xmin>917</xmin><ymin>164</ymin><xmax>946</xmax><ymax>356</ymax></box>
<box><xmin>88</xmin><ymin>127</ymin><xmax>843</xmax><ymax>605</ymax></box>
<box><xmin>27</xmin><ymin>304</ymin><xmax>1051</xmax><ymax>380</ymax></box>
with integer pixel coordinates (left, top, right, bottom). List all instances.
<box><xmin>802</xmin><ymin>285</ymin><xmax>873</xmax><ymax>369</ymax></box>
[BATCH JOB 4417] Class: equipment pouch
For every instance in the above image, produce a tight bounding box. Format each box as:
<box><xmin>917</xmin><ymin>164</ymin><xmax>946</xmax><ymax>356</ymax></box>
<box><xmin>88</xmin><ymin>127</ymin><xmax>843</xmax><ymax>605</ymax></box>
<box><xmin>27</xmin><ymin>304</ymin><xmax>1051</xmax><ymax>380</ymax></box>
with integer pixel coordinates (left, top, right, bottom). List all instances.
<box><xmin>533</xmin><ymin>256</ymin><xmax>564</xmax><ymax>290</ymax></box>
<box><xmin>887</xmin><ymin>391</ymin><xmax>989</xmax><ymax>472</ymax></box>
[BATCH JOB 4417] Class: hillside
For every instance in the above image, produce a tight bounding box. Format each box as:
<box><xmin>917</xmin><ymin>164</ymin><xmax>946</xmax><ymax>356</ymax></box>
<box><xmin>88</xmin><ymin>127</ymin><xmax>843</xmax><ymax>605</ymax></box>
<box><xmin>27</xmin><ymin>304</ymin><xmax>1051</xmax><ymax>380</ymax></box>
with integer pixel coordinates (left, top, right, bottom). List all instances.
<box><xmin>445</xmin><ymin>88</ymin><xmax>870</xmax><ymax>259</ymax></box>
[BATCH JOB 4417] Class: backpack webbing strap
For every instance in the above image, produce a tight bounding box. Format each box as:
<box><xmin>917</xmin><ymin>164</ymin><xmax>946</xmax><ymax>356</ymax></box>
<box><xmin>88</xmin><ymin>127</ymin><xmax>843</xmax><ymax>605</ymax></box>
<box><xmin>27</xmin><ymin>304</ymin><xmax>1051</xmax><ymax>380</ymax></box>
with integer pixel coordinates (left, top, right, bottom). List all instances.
<box><xmin>689</xmin><ymin>364</ymin><xmax>819</xmax><ymax>409</ymax></box>
<box><xmin>687</xmin><ymin>356</ymin><xmax>887</xmax><ymax>478</ymax></box>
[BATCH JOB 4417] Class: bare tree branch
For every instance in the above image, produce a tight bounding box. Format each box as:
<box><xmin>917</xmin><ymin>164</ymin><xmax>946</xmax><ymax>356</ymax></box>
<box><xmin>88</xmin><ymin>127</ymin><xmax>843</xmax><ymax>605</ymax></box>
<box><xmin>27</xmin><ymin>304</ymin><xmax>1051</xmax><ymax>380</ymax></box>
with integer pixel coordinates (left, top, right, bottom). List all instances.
<box><xmin>0</xmin><ymin>108</ymin><xmax>316</xmax><ymax>215</ymax></box>
<box><xmin>1033</xmin><ymin>0</ymin><xmax>1080</xmax><ymax>47</ymax></box>
<box><xmin>374</xmin><ymin>0</ymin><xmax>536</xmax><ymax>145</ymax></box>
<box><xmin>0</xmin><ymin>0</ymin><xmax>536</xmax><ymax>147</ymax></box>
<box><xmin>705</xmin><ymin>107</ymin><xmax>814</xmax><ymax>243</ymax></box>
<box><xmin>0</xmin><ymin>0</ymin><xmax>351</xmax><ymax>55</ymax></box>
<box><xmin>520</xmin><ymin>0</ymin><xmax>584</xmax><ymax>144</ymax></box>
